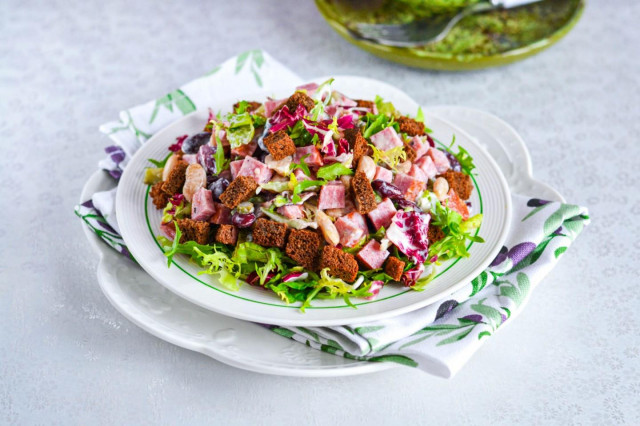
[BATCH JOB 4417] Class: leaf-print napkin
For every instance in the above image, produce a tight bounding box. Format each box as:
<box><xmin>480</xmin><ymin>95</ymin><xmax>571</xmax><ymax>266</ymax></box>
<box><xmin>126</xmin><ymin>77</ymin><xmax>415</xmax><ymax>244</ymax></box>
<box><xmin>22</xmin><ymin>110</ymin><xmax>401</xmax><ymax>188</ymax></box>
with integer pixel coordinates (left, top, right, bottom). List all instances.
<box><xmin>75</xmin><ymin>50</ymin><xmax>590</xmax><ymax>377</ymax></box>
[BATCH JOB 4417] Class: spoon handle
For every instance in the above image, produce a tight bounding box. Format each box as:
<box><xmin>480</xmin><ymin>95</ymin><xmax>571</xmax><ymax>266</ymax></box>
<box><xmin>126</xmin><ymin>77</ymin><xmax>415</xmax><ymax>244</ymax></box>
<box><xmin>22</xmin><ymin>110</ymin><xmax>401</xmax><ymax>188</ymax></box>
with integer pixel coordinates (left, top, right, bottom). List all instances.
<box><xmin>492</xmin><ymin>0</ymin><xmax>543</xmax><ymax>9</ymax></box>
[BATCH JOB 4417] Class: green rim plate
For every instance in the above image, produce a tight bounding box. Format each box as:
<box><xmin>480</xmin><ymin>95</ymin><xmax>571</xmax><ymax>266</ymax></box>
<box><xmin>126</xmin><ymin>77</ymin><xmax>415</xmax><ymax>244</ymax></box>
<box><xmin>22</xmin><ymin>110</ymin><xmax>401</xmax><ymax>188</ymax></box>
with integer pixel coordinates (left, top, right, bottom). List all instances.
<box><xmin>315</xmin><ymin>0</ymin><xmax>585</xmax><ymax>70</ymax></box>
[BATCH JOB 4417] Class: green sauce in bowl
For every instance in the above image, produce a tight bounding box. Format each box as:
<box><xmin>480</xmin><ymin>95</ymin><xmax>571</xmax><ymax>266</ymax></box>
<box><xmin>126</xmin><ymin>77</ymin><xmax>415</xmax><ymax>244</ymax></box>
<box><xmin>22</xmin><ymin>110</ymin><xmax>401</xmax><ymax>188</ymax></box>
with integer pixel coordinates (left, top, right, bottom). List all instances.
<box><xmin>316</xmin><ymin>0</ymin><xmax>585</xmax><ymax>69</ymax></box>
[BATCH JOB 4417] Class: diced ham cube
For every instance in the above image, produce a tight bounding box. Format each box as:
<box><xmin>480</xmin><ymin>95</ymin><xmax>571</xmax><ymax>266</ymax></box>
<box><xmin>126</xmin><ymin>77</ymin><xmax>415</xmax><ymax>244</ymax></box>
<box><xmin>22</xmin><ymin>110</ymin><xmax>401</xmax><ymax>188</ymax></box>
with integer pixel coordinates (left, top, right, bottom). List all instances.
<box><xmin>237</xmin><ymin>156</ymin><xmax>273</xmax><ymax>184</ymax></box>
<box><xmin>335</xmin><ymin>212</ymin><xmax>368</xmax><ymax>247</ymax></box>
<box><xmin>407</xmin><ymin>135</ymin><xmax>429</xmax><ymax>159</ymax></box>
<box><xmin>415</xmin><ymin>156</ymin><xmax>437</xmax><ymax>180</ymax></box>
<box><xmin>445</xmin><ymin>188</ymin><xmax>470</xmax><ymax>220</ymax></box>
<box><xmin>318</xmin><ymin>183</ymin><xmax>346</xmax><ymax>210</ymax></box>
<box><xmin>428</xmin><ymin>148</ymin><xmax>451</xmax><ymax>173</ymax></box>
<box><xmin>330</xmin><ymin>91</ymin><xmax>357</xmax><ymax>107</ymax></box>
<box><xmin>277</xmin><ymin>204</ymin><xmax>305</xmax><ymax>220</ymax></box>
<box><xmin>182</xmin><ymin>154</ymin><xmax>197</xmax><ymax>165</ymax></box>
<box><xmin>393</xmin><ymin>172</ymin><xmax>425</xmax><ymax>201</ymax></box>
<box><xmin>230</xmin><ymin>159</ymin><xmax>244</xmax><ymax>180</ymax></box>
<box><xmin>160</xmin><ymin>221</ymin><xmax>176</xmax><ymax>239</ymax></box>
<box><xmin>396</xmin><ymin>160</ymin><xmax>412</xmax><ymax>174</ymax></box>
<box><xmin>264</xmin><ymin>99</ymin><xmax>285</xmax><ymax>117</ymax></box>
<box><xmin>374</xmin><ymin>166</ymin><xmax>393</xmax><ymax>183</ymax></box>
<box><xmin>191</xmin><ymin>188</ymin><xmax>215</xmax><ymax>221</ymax></box>
<box><xmin>370</xmin><ymin>126</ymin><xmax>403</xmax><ymax>151</ymax></box>
<box><xmin>231</xmin><ymin>141</ymin><xmax>257</xmax><ymax>158</ymax></box>
<box><xmin>409</xmin><ymin>164</ymin><xmax>428</xmax><ymax>183</ymax></box>
<box><xmin>367</xmin><ymin>198</ymin><xmax>397</xmax><ymax>230</ymax></box>
<box><xmin>295</xmin><ymin>82</ymin><xmax>318</xmax><ymax>97</ymax></box>
<box><xmin>293</xmin><ymin>145</ymin><xmax>323</xmax><ymax>168</ymax></box>
<box><xmin>264</xmin><ymin>154</ymin><xmax>292</xmax><ymax>176</ymax></box>
<box><xmin>209</xmin><ymin>202</ymin><xmax>232</xmax><ymax>225</ymax></box>
<box><xmin>356</xmin><ymin>239</ymin><xmax>390</xmax><ymax>270</ymax></box>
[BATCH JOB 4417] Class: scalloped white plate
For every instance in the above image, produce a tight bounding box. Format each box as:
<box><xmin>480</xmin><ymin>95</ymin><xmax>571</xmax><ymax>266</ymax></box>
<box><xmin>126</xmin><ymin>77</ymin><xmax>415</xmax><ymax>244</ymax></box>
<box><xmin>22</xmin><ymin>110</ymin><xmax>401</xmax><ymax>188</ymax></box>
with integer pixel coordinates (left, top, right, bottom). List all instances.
<box><xmin>81</xmin><ymin>104</ymin><xmax>562</xmax><ymax>376</ymax></box>
<box><xmin>115</xmin><ymin>76</ymin><xmax>512</xmax><ymax>326</ymax></box>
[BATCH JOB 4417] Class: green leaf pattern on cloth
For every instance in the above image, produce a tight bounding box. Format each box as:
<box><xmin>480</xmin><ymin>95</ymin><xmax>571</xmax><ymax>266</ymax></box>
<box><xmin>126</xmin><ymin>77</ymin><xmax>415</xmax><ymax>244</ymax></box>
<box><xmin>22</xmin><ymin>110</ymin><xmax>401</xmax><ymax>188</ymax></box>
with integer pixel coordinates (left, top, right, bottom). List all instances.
<box><xmin>149</xmin><ymin>89</ymin><xmax>196</xmax><ymax>124</ymax></box>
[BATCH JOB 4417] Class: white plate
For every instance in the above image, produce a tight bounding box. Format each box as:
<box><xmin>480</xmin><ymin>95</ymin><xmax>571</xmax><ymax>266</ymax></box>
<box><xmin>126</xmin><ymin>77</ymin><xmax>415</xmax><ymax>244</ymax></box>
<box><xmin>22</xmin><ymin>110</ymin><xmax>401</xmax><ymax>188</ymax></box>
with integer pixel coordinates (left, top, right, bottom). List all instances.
<box><xmin>82</xmin><ymin>105</ymin><xmax>562</xmax><ymax>376</ymax></box>
<box><xmin>115</xmin><ymin>77</ymin><xmax>512</xmax><ymax>326</ymax></box>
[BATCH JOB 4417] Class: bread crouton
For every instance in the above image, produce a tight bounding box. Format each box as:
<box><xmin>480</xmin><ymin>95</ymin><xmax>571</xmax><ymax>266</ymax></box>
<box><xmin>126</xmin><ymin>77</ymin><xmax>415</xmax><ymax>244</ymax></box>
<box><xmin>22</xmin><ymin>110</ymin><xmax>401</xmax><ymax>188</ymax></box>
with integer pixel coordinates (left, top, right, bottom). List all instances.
<box><xmin>397</xmin><ymin>116</ymin><xmax>425</xmax><ymax>136</ymax></box>
<box><xmin>283</xmin><ymin>91</ymin><xmax>315</xmax><ymax>113</ymax></box>
<box><xmin>233</xmin><ymin>101</ymin><xmax>261</xmax><ymax>113</ymax></box>
<box><xmin>161</xmin><ymin>160</ymin><xmax>189</xmax><ymax>195</ymax></box>
<box><xmin>319</xmin><ymin>246</ymin><xmax>359</xmax><ymax>283</ymax></box>
<box><xmin>343</xmin><ymin>128</ymin><xmax>369</xmax><ymax>164</ymax></box>
<box><xmin>384</xmin><ymin>257</ymin><xmax>405</xmax><ymax>281</ymax></box>
<box><xmin>402</xmin><ymin>141</ymin><xmax>418</xmax><ymax>162</ymax></box>
<box><xmin>150</xmin><ymin>182</ymin><xmax>170</xmax><ymax>209</ymax></box>
<box><xmin>428</xmin><ymin>225</ymin><xmax>445</xmax><ymax>244</ymax></box>
<box><xmin>263</xmin><ymin>130</ymin><xmax>296</xmax><ymax>161</ymax></box>
<box><xmin>219</xmin><ymin>176</ymin><xmax>258</xmax><ymax>209</ymax></box>
<box><xmin>176</xmin><ymin>218</ymin><xmax>210</xmax><ymax>245</ymax></box>
<box><xmin>285</xmin><ymin>229</ymin><xmax>321</xmax><ymax>270</ymax></box>
<box><xmin>215</xmin><ymin>224</ymin><xmax>238</xmax><ymax>245</ymax></box>
<box><xmin>355</xmin><ymin>99</ymin><xmax>375</xmax><ymax>109</ymax></box>
<box><xmin>351</xmin><ymin>171</ymin><xmax>377</xmax><ymax>214</ymax></box>
<box><xmin>438</xmin><ymin>170</ymin><xmax>473</xmax><ymax>200</ymax></box>
<box><xmin>252</xmin><ymin>218</ymin><xmax>288</xmax><ymax>248</ymax></box>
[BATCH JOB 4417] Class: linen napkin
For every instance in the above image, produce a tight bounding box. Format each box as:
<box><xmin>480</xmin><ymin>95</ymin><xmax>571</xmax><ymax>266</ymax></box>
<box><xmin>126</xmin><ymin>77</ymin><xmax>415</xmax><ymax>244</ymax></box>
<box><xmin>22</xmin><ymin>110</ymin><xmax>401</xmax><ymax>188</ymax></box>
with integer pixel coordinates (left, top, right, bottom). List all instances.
<box><xmin>75</xmin><ymin>50</ymin><xmax>589</xmax><ymax>377</ymax></box>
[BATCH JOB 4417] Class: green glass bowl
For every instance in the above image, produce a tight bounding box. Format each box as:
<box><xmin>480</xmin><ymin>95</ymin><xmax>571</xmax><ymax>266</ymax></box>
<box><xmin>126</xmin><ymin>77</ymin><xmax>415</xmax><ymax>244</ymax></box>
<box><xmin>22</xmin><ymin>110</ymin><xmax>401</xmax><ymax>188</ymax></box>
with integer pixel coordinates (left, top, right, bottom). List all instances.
<box><xmin>315</xmin><ymin>0</ymin><xmax>585</xmax><ymax>71</ymax></box>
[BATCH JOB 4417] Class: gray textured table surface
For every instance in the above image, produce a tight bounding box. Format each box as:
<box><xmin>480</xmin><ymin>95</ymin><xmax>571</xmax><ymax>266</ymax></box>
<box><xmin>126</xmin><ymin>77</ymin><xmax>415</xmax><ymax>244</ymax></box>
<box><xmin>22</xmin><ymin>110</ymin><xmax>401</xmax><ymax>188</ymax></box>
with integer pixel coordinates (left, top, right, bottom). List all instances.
<box><xmin>2</xmin><ymin>0</ymin><xmax>639</xmax><ymax>424</ymax></box>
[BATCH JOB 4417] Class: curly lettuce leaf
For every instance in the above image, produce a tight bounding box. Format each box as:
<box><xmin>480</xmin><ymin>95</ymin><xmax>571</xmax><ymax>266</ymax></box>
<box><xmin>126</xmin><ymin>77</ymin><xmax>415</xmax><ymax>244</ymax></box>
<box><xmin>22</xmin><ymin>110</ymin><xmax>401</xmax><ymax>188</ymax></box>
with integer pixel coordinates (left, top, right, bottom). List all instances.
<box><xmin>368</xmin><ymin>143</ymin><xmax>407</xmax><ymax>170</ymax></box>
<box><xmin>428</xmin><ymin>198</ymin><xmax>484</xmax><ymax>260</ymax></box>
<box><xmin>374</xmin><ymin>95</ymin><xmax>396</xmax><ymax>117</ymax></box>
<box><xmin>226</xmin><ymin>112</ymin><xmax>255</xmax><ymax>148</ymax></box>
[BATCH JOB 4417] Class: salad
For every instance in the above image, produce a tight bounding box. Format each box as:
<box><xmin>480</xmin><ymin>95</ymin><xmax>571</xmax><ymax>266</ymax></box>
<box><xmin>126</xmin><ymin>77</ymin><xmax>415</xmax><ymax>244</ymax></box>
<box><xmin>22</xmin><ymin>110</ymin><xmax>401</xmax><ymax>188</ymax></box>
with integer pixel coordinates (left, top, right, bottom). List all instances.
<box><xmin>144</xmin><ymin>80</ymin><xmax>483</xmax><ymax>310</ymax></box>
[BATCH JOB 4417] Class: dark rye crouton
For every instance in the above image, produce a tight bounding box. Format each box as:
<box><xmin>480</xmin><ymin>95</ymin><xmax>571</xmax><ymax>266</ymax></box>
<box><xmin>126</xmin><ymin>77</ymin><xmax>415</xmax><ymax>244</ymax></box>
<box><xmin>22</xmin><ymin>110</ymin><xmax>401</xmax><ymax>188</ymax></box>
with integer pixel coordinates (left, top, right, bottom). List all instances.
<box><xmin>233</xmin><ymin>101</ymin><xmax>261</xmax><ymax>113</ymax></box>
<box><xmin>397</xmin><ymin>116</ymin><xmax>425</xmax><ymax>136</ymax></box>
<box><xmin>384</xmin><ymin>257</ymin><xmax>405</xmax><ymax>281</ymax></box>
<box><xmin>439</xmin><ymin>170</ymin><xmax>473</xmax><ymax>200</ymax></box>
<box><xmin>285</xmin><ymin>229</ymin><xmax>321</xmax><ymax>270</ymax></box>
<box><xmin>252</xmin><ymin>218</ymin><xmax>288</xmax><ymax>248</ymax></box>
<box><xmin>161</xmin><ymin>160</ymin><xmax>189</xmax><ymax>195</ymax></box>
<box><xmin>319</xmin><ymin>246</ymin><xmax>359</xmax><ymax>283</ymax></box>
<box><xmin>402</xmin><ymin>140</ymin><xmax>418</xmax><ymax>162</ymax></box>
<box><xmin>351</xmin><ymin>171</ymin><xmax>377</xmax><ymax>215</ymax></box>
<box><xmin>343</xmin><ymin>128</ymin><xmax>369</xmax><ymax>164</ymax></box>
<box><xmin>283</xmin><ymin>91</ymin><xmax>315</xmax><ymax>113</ymax></box>
<box><xmin>177</xmin><ymin>218</ymin><xmax>210</xmax><ymax>245</ymax></box>
<box><xmin>215</xmin><ymin>224</ymin><xmax>238</xmax><ymax>245</ymax></box>
<box><xmin>355</xmin><ymin>99</ymin><xmax>375</xmax><ymax>109</ymax></box>
<box><xmin>219</xmin><ymin>176</ymin><xmax>258</xmax><ymax>209</ymax></box>
<box><xmin>263</xmin><ymin>130</ymin><xmax>296</xmax><ymax>161</ymax></box>
<box><xmin>428</xmin><ymin>225</ymin><xmax>445</xmax><ymax>244</ymax></box>
<box><xmin>150</xmin><ymin>182</ymin><xmax>170</xmax><ymax>209</ymax></box>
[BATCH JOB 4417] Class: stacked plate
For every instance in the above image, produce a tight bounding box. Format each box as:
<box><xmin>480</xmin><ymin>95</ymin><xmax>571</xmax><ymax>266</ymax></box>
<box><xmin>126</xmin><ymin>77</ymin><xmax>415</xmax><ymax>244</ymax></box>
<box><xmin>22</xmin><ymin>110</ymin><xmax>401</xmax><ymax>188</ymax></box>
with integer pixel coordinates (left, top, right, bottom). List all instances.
<box><xmin>80</xmin><ymin>77</ymin><xmax>563</xmax><ymax>376</ymax></box>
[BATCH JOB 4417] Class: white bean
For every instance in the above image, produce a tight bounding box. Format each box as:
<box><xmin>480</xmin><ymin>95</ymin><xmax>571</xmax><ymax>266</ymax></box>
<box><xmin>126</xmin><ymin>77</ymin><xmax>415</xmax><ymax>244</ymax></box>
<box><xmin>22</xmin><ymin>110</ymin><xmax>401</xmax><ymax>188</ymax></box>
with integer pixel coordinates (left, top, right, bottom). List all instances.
<box><xmin>356</xmin><ymin>155</ymin><xmax>376</xmax><ymax>181</ymax></box>
<box><xmin>340</xmin><ymin>175</ymin><xmax>352</xmax><ymax>189</ymax></box>
<box><xmin>316</xmin><ymin>210</ymin><xmax>340</xmax><ymax>246</ymax></box>
<box><xmin>182</xmin><ymin>163</ymin><xmax>206</xmax><ymax>202</ymax></box>
<box><xmin>162</xmin><ymin>153</ymin><xmax>180</xmax><ymax>181</ymax></box>
<box><xmin>433</xmin><ymin>177</ymin><xmax>449</xmax><ymax>201</ymax></box>
<box><xmin>396</xmin><ymin>160</ymin><xmax>412</xmax><ymax>174</ymax></box>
